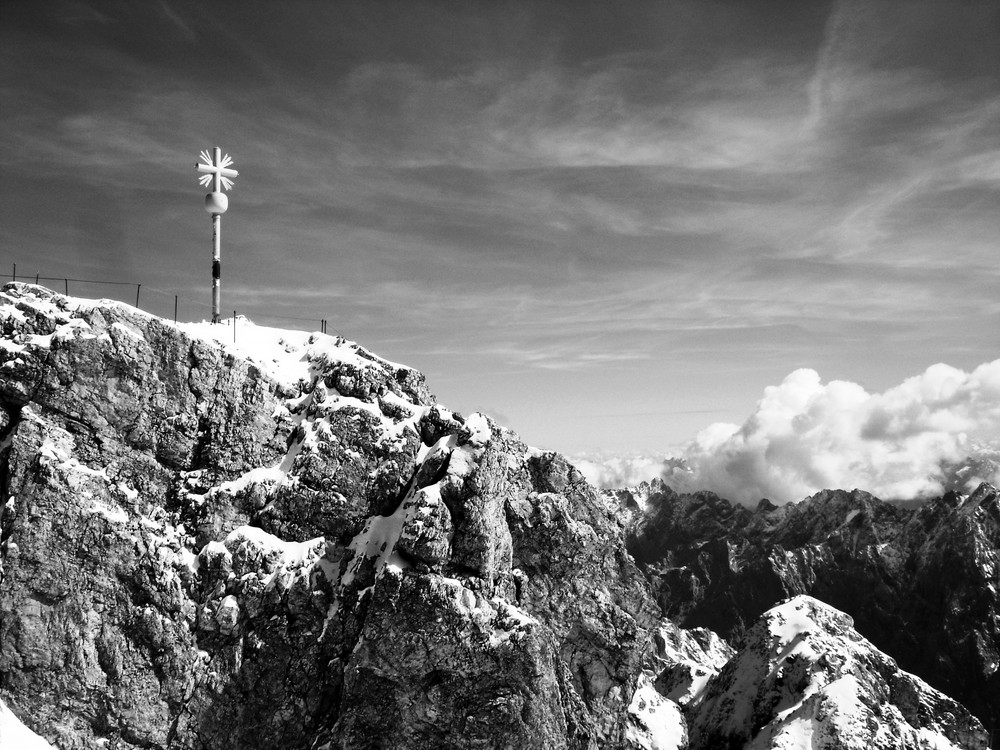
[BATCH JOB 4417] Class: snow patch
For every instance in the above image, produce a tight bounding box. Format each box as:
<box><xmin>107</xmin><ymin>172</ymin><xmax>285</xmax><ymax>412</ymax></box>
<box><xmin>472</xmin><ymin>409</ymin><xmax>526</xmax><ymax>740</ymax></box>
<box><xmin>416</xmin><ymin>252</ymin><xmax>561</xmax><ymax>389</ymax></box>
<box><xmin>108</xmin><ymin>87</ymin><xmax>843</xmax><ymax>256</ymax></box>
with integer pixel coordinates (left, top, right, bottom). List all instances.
<box><xmin>38</xmin><ymin>438</ymin><xmax>107</xmax><ymax>478</ymax></box>
<box><xmin>627</xmin><ymin>674</ymin><xmax>686</xmax><ymax>750</ymax></box>
<box><xmin>177</xmin><ymin>317</ymin><xmax>416</xmax><ymax>394</ymax></box>
<box><xmin>340</xmin><ymin>508</ymin><xmax>407</xmax><ymax>589</ymax></box>
<box><xmin>491</xmin><ymin>597</ymin><xmax>537</xmax><ymax>628</ymax></box>
<box><xmin>761</xmin><ymin>713</ymin><xmax>817</xmax><ymax>750</ymax></box>
<box><xmin>110</xmin><ymin>321</ymin><xmax>144</xmax><ymax>340</ymax></box>
<box><xmin>449</xmin><ymin>444</ymin><xmax>480</xmax><ymax>478</ymax></box>
<box><xmin>0</xmin><ymin>337</ymin><xmax>25</xmax><ymax>355</ymax></box>
<box><xmin>0</xmin><ymin>698</ymin><xmax>56</xmax><ymax>749</ymax></box>
<box><xmin>201</xmin><ymin>540</ymin><xmax>231</xmax><ymax>560</ymax></box>
<box><xmin>117</xmin><ymin>481</ymin><xmax>138</xmax><ymax>501</ymax></box>
<box><xmin>464</xmin><ymin>412</ymin><xmax>492</xmax><ymax>445</ymax></box>
<box><xmin>768</xmin><ymin>596</ymin><xmax>820</xmax><ymax>654</ymax></box>
<box><xmin>89</xmin><ymin>499</ymin><xmax>129</xmax><ymax>524</ymax></box>
<box><xmin>224</xmin><ymin>525</ymin><xmax>324</xmax><ymax>571</ymax></box>
<box><xmin>384</xmin><ymin>550</ymin><xmax>412</xmax><ymax>574</ymax></box>
<box><xmin>215</xmin><ymin>466</ymin><xmax>288</xmax><ymax>495</ymax></box>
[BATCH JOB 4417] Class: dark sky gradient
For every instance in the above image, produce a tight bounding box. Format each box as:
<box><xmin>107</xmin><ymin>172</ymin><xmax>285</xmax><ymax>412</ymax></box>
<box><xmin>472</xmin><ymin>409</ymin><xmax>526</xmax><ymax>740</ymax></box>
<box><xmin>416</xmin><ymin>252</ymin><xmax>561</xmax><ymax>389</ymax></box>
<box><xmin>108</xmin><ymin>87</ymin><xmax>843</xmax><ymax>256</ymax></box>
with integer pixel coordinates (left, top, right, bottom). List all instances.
<box><xmin>2</xmin><ymin>0</ymin><xmax>998</xmax><ymax>455</ymax></box>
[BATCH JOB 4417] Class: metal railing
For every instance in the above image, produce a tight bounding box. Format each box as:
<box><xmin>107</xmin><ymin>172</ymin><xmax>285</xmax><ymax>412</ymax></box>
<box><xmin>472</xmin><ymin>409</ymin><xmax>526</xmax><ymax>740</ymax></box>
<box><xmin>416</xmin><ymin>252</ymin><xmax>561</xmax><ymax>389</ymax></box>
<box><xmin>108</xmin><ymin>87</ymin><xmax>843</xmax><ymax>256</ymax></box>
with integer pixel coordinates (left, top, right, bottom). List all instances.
<box><xmin>7</xmin><ymin>263</ymin><xmax>334</xmax><ymax>337</ymax></box>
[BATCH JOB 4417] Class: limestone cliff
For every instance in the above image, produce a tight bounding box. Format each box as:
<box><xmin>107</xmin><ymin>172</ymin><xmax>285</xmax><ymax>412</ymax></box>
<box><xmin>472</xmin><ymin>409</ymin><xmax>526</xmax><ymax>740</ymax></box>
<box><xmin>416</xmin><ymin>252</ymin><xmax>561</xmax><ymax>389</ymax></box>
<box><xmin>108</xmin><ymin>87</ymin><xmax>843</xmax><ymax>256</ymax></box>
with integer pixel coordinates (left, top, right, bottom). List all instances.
<box><xmin>0</xmin><ymin>283</ymin><xmax>658</xmax><ymax>749</ymax></box>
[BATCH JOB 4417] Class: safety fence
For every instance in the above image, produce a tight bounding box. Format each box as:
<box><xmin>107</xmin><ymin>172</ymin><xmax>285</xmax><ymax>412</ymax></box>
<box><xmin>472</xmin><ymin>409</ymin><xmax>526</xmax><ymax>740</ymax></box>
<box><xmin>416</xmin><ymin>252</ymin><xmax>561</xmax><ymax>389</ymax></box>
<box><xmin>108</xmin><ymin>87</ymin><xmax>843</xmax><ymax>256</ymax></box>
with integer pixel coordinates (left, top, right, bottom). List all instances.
<box><xmin>7</xmin><ymin>263</ymin><xmax>334</xmax><ymax>337</ymax></box>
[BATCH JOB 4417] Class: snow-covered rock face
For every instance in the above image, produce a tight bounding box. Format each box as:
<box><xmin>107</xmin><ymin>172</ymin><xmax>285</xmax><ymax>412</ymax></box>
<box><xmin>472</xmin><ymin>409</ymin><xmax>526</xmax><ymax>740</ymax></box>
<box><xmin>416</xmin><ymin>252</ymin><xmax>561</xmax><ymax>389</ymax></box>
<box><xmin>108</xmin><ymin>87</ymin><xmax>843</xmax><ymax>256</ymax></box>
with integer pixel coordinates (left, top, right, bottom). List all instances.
<box><xmin>687</xmin><ymin>596</ymin><xmax>990</xmax><ymax>750</ymax></box>
<box><xmin>625</xmin><ymin>673</ymin><xmax>687</xmax><ymax>750</ymax></box>
<box><xmin>1</xmin><ymin>283</ymin><xmax>993</xmax><ymax>750</ymax></box>
<box><xmin>650</xmin><ymin>619</ymin><xmax>735</xmax><ymax>708</ymax></box>
<box><xmin>0</xmin><ymin>284</ymin><xmax>658</xmax><ymax>749</ymax></box>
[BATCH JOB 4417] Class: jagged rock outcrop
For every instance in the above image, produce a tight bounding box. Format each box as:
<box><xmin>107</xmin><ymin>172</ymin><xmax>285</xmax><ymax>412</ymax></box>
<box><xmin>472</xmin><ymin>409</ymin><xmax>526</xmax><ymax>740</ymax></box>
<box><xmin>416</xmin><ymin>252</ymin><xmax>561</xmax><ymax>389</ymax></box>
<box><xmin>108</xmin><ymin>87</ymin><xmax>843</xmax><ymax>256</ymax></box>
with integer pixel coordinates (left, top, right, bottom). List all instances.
<box><xmin>687</xmin><ymin>595</ymin><xmax>990</xmax><ymax>749</ymax></box>
<box><xmin>0</xmin><ymin>284</ymin><xmax>659</xmax><ymax>749</ymax></box>
<box><xmin>648</xmin><ymin>618</ymin><xmax>734</xmax><ymax>710</ymax></box>
<box><xmin>621</xmin><ymin>618</ymin><xmax>734</xmax><ymax>750</ymax></box>
<box><xmin>624</xmin><ymin>479</ymin><xmax>1000</xmax><ymax>742</ymax></box>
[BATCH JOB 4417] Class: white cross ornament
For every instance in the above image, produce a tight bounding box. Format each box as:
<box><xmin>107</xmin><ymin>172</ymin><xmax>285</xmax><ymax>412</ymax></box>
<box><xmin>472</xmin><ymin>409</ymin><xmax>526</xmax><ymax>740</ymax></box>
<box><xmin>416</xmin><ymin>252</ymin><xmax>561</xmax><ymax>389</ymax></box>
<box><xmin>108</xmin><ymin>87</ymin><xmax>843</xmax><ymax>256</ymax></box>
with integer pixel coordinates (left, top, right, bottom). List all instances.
<box><xmin>196</xmin><ymin>148</ymin><xmax>239</xmax><ymax>192</ymax></box>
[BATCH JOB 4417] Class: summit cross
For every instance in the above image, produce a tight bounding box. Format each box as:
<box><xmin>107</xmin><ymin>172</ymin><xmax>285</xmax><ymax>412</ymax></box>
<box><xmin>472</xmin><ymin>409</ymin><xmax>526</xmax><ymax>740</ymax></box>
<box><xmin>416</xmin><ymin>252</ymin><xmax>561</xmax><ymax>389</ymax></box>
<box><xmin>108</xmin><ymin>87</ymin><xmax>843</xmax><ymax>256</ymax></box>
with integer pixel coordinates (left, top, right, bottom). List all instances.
<box><xmin>196</xmin><ymin>148</ymin><xmax>239</xmax><ymax>193</ymax></box>
<box><xmin>194</xmin><ymin>146</ymin><xmax>239</xmax><ymax>324</ymax></box>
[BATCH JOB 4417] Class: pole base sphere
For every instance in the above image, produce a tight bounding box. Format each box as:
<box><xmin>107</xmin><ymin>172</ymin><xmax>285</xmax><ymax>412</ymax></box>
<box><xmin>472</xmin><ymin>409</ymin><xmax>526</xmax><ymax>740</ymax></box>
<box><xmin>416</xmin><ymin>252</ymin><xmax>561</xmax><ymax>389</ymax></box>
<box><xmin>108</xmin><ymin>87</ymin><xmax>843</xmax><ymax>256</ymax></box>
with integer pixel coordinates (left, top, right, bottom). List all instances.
<box><xmin>205</xmin><ymin>192</ymin><xmax>229</xmax><ymax>214</ymax></box>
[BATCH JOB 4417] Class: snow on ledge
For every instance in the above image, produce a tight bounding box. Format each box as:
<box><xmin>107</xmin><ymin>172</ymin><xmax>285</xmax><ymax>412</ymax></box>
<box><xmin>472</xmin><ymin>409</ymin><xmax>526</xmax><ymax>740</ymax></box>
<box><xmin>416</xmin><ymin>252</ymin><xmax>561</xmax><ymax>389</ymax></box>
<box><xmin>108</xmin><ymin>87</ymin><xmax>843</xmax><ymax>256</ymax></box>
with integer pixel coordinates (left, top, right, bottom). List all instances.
<box><xmin>224</xmin><ymin>525</ymin><xmax>324</xmax><ymax>569</ymax></box>
<box><xmin>0</xmin><ymin>698</ymin><xmax>56</xmax><ymax>749</ymax></box>
<box><xmin>177</xmin><ymin>317</ymin><xmax>407</xmax><ymax>392</ymax></box>
<box><xmin>627</xmin><ymin>674</ymin><xmax>687</xmax><ymax>750</ymax></box>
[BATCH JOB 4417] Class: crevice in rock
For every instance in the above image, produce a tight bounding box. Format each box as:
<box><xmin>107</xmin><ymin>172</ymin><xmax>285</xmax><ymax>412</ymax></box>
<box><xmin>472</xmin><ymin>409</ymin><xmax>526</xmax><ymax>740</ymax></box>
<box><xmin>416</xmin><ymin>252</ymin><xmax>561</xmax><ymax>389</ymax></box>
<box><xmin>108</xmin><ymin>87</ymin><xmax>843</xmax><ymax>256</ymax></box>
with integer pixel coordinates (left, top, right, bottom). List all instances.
<box><xmin>419</xmin><ymin>449</ymin><xmax>453</xmax><ymax>491</ymax></box>
<box><xmin>379</xmin><ymin>446</ymin><xmax>452</xmax><ymax>518</ymax></box>
<box><xmin>393</xmin><ymin>545</ymin><xmax>421</xmax><ymax>570</ymax></box>
<box><xmin>444</xmin><ymin>560</ymin><xmax>480</xmax><ymax>580</ymax></box>
<box><xmin>165</xmin><ymin>688</ymin><xmax>200</xmax><ymax>748</ymax></box>
<box><xmin>0</xmin><ymin>404</ymin><xmax>21</xmax><ymax>554</ymax></box>
<box><xmin>0</xmin><ymin>404</ymin><xmax>23</xmax><ymax>566</ymax></box>
<box><xmin>189</xmin><ymin>415</ymin><xmax>214</xmax><ymax>471</ymax></box>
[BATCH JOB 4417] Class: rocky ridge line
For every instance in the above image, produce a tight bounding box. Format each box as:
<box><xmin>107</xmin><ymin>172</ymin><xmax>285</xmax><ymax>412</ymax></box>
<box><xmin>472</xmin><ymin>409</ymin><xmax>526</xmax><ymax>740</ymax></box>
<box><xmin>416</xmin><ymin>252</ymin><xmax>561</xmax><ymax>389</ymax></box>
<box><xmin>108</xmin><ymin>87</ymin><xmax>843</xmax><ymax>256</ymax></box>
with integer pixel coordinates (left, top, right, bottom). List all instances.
<box><xmin>0</xmin><ymin>283</ymin><xmax>658</xmax><ymax>749</ymax></box>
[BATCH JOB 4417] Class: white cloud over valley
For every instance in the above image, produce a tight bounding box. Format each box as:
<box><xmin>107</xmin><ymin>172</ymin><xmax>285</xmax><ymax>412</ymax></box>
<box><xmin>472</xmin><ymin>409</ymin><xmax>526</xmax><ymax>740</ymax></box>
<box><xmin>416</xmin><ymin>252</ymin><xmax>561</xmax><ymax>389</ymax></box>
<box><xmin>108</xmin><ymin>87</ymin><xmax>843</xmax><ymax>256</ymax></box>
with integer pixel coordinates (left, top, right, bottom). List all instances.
<box><xmin>665</xmin><ymin>360</ymin><xmax>1000</xmax><ymax>505</ymax></box>
<box><xmin>576</xmin><ymin>360</ymin><xmax>1000</xmax><ymax>507</ymax></box>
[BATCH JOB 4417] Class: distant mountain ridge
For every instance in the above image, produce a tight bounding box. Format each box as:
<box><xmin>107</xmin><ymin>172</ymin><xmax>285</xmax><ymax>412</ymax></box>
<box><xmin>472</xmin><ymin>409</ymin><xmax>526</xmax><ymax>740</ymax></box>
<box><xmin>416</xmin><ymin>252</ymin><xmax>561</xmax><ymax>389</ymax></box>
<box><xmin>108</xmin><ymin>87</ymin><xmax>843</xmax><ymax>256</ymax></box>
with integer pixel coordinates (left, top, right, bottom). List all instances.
<box><xmin>0</xmin><ymin>283</ymin><xmax>993</xmax><ymax>749</ymax></box>
<box><xmin>617</xmin><ymin>478</ymin><xmax>1000</xmax><ymax>743</ymax></box>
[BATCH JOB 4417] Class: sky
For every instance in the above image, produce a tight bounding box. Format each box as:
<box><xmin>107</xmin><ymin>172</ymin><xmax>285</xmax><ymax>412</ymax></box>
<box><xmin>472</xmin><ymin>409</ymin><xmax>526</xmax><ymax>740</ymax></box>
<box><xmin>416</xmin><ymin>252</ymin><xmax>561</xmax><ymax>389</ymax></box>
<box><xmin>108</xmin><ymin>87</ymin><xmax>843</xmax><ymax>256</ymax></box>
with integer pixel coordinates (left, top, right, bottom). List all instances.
<box><xmin>2</xmin><ymin>1</ymin><xmax>999</xmax><ymax>500</ymax></box>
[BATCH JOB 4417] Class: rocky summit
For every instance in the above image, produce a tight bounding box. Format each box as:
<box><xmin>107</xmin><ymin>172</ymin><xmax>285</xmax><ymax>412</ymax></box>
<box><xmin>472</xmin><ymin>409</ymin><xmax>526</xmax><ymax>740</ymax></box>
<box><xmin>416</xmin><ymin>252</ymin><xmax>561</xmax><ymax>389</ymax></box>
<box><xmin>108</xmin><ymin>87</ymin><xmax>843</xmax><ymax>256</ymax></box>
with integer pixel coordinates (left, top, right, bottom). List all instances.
<box><xmin>0</xmin><ymin>283</ymin><xmax>993</xmax><ymax>749</ymax></box>
<box><xmin>0</xmin><ymin>283</ymin><xmax>659</xmax><ymax>749</ymax></box>
<box><xmin>686</xmin><ymin>595</ymin><xmax>987</xmax><ymax>750</ymax></box>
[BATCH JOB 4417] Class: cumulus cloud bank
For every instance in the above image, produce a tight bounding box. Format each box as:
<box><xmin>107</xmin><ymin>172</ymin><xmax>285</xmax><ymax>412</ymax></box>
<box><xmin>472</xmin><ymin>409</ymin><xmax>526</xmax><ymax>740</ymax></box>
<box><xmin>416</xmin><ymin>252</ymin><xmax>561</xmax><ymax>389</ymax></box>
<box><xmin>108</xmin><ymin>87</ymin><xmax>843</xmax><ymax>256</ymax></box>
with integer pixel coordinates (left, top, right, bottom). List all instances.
<box><xmin>668</xmin><ymin>360</ymin><xmax>1000</xmax><ymax>505</ymax></box>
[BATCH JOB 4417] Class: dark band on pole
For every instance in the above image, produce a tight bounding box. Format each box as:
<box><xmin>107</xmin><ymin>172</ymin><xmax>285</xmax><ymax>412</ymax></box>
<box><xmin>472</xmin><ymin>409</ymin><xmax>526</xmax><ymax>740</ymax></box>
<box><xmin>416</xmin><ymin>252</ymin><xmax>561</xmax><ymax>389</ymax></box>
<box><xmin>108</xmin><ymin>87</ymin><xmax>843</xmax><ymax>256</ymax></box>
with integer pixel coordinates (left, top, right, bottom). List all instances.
<box><xmin>213</xmin><ymin>260</ymin><xmax>221</xmax><ymax>279</ymax></box>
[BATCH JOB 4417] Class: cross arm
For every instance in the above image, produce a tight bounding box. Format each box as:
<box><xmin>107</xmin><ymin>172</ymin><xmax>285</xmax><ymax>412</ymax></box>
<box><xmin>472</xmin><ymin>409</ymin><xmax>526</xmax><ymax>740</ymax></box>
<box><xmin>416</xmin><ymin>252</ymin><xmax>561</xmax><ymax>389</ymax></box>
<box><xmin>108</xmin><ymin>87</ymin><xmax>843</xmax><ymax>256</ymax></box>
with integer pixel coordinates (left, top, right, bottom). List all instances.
<box><xmin>196</xmin><ymin>163</ymin><xmax>239</xmax><ymax>178</ymax></box>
